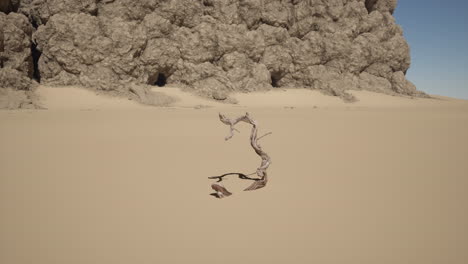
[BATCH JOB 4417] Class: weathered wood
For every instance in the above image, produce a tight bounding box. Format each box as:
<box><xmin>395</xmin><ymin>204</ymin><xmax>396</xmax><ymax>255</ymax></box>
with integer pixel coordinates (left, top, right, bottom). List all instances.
<box><xmin>209</xmin><ymin>112</ymin><xmax>272</xmax><ymax>198</ymax></box>
<box><xmin>210</xmin><ymin>183</ymin><xmax>232</xmax><ymax>198</ymax></box>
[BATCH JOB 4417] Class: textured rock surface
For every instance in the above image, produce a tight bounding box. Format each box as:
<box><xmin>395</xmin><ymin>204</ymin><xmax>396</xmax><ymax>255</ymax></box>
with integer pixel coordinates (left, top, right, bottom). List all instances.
<box><xmin>1</xmin><ymin>0</ymin><xmax>426</xmax><ymax>107</ymax></box>
<box><xmin>0</xmin><ymin>10</ymin><xmax>38</xmax><ymax>108</ymax></box>
<box><xmin>0</xmin><ymin>0</ymin><xmax>20</xmax><ymax>14</ymax></box>
<box><xmin>0</xmin><ymin>11</ymin><xmax>33</xmax><ymax>75</ymax></box>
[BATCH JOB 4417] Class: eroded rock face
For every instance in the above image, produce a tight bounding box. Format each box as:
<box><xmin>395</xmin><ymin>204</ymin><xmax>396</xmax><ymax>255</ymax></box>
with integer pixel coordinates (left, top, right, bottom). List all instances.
<box><xmin>2</xmin><ymin>0</ymin><xmax>426</xmax><ymax>106</ymax></box>
<box><xmin>0</xmin><ymin>68</ymin><xmax>37</xmax><ymax>109</ymax></box>
<box><xmin>0</xmin><ymin>0</ymin><xmax>20</xmax><ymax>14</ymax></box>
<box><xmin>0</xmin><ymin>11</ymin><xmax>33</xmax><ymax>75</ymax></box>
<box><xmin>0</xmin><ymin>10</ymin><xmax>38</xmax><ymax>108</ymax></box>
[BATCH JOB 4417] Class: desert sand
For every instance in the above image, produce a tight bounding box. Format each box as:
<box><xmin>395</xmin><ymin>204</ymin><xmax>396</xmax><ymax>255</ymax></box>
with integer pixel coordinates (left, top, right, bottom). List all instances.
<box><xmin>1</xmin><ymin>86</ymin><xmax>468</xmax><ymax>264</ymax></box>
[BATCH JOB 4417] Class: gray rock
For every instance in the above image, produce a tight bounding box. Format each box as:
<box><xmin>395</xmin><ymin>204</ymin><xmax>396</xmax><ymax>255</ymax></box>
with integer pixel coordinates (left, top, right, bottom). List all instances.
<box><xmin>212</xmin><ymin>90</ymin><xmax>227</xmax><ymax>101</ymax></box>
<box><xmin>0</xmin><ymin>67</ymin><xmax>32</xmax><ymax>90</ymax></box>
<box><xmin>0</xmin><ymin>11</ymin><xmax>39</xmax><ymax>109</ymax></box>
<box><xmin>0</xmin><ymin>68</ymin><xmax>38</xmax><ymax>109</ymax></box>
<box><xmin>0</xmin><ymin>12</ymin><xmax>33</xmax><ymax>76</ymax></box>
<box><xmin>18</xmin><ymin>0</ymin><xmax>97</xmax><ymax>26</ymax></box>
<box><xmin>128</xmin><ymin>84</ymin><xmax>176</xmax><ymax>106</ymax></box>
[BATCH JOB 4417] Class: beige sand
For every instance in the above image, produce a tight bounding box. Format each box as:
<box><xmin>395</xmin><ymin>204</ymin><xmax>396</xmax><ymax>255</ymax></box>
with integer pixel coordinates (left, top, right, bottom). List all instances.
<box><xmin>1</xmin><ymin>86</ymin><xmax>468</xmax><ymax>264</ymax></box>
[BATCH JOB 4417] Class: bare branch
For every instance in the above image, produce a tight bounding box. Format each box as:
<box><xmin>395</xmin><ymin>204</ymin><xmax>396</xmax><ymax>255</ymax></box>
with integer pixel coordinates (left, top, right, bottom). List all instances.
<box><xmin>209</xmin><ymin>112</ymin><xmax>272</xmax><ymax>197</ymax></box>
<box><xmin>257</xmin><ymin>132</ymin><xmax>272</xmax><ymax>141</ymax></box>
<box><xmin>209</xmin><ymin>172</ymin><xmax>263</xmax><ymax>182</ymax></box>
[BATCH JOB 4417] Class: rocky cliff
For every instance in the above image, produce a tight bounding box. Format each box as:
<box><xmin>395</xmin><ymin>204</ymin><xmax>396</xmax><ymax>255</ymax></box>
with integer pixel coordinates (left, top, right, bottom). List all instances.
<box><xmin>1</xmin><ymin>0</ymin><xmax>426</xmax><ymax>108</ymax></box>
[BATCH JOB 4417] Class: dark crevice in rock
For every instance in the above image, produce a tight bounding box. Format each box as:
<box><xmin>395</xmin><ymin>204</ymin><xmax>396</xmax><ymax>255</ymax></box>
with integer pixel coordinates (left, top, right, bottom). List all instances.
<box><xmin>90</xmin><ymin>8</ymin><xmax>98</xmax><ymax>16</ymax></box>
<box><xmin>311</xmin><ymin>13</ymin><xmax>325</xmax><ymax>19</ymax></box>
<box><xmin>365</xmin><ymin>0</ymin><xmax>378</xmax><ymax>14</ymax></box>
<box><xmin>270</xmin><ymin>72</ymin><xmax>283</xmax><ymax>88</ymax></box>
<box><xmin>31</xmin><ymin>42</ymin><xmax>41</xmax><ymax>82</ymax></box>
<box><xmin>202</xmin><ymin>0</ymin><xmax>214</xmax><ymax>7</ymax></box>
<box><xmin>89</xmin><ymin>3</ymin><xmax>98</xmax><ymax>16</ymax></box>
<box><xmin>155</xmin><ymin>73</ymin><xmax>167</xmax><ymax>86</ymax></box>
<box><xmin>0</xmin><ymin>48</ymin><xmax>5</xmax><ymax>68</ymax></box>
<box><xmin>311</xmin><ymin>23</ymin><xmax>320</xmax><ymax>31</ymax></box>
<box><xmin>271</xmin><ymin>76</ymin><xmax>279</xmax><ymax>87</ymax></box>
<box><xmin>0</xmin><ymin>0</ymin><xmax>19</xmax><ymax>14</ymax></box>
<box><xmin>258</xmin><ymin>17</ymin><xmax>290</xmax><ymax>30</ymax></box>
<box><xmin>149</xmin><ymin>72</ymin><xmax>167</xmax><ymax>87</ymax></box>
<box><xmin>30</xmin><ymin>17</ymin><xmax>39</xmax><ymax>29</ymax></box>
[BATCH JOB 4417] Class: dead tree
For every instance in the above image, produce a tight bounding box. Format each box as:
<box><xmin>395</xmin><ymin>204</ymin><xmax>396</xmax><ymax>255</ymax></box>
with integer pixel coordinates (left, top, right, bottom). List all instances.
<box><xmin>209</xmin><ymin>112</ymin><xmax>272</xmax><ymax>198</ymax></box>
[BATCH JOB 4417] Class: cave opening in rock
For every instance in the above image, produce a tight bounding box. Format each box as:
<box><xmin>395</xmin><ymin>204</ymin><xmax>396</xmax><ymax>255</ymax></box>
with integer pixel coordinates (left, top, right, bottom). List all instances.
<box><xmin>31</xmin><ymin>42</ymin><xmax>41</xmax><ymax>82</ymax></box>
<box><xmin>270</xmin><ymin>72</ymin><xmax>283</xmax><ymax>88</ymax></box>
<box><xmin>154</xmin><ymin>73</ymin><xmax>167</xmax><ymax>87</ymax></box>
<box><xmin>271</xmin><ymin>76</ymin><xmax>279</xmax><ymax>87</ymax></box>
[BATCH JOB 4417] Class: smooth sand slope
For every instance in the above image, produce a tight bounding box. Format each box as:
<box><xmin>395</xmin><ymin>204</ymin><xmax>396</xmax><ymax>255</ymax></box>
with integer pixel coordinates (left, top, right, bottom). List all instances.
<box><xmin>1</xmin><ymin>86</ymin><xmax>468</xmax><ymax>264</ymax></box>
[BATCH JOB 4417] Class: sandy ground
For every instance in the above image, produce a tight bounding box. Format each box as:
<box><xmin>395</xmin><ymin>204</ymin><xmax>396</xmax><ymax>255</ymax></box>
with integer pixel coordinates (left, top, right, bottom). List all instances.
<box><xmin>1</xmin><ymin>85</ymin><xmax>468</xmax><ymax>264</ymax></box>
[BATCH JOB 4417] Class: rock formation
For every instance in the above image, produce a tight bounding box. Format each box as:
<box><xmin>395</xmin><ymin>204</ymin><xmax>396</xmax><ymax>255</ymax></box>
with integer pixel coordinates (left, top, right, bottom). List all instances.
<box><xmin>0</xmin><ymin>6</ymin><xmax>38</xmax><ymax>109</ymax></box>
<box><xmin>1</xmin><ymin>0</ymin><xmax>426</xmax><ymax>108</ymax></box>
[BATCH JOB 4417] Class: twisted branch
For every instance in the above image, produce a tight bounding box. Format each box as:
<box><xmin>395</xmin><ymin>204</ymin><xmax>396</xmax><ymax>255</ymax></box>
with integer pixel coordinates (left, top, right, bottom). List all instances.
<box><xmin>209</xmin><ymin>112</ymin><xmax>272</xmax><ymax>198</ymax></box>
<box><xmin>209</xmin><ymin>172</ymin><xmax>260</xmax><ymax>182</ymax></box>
